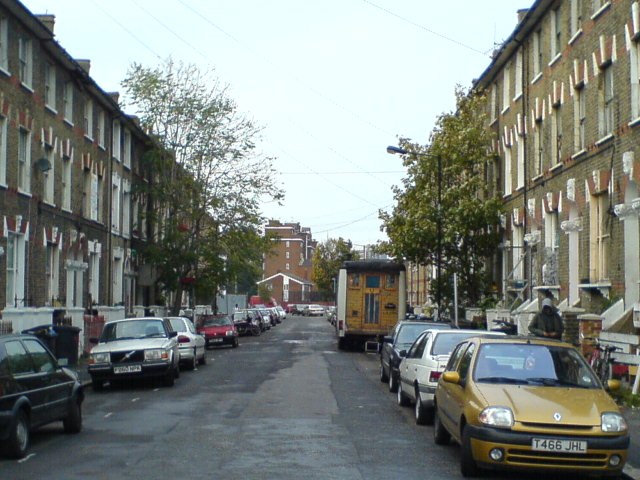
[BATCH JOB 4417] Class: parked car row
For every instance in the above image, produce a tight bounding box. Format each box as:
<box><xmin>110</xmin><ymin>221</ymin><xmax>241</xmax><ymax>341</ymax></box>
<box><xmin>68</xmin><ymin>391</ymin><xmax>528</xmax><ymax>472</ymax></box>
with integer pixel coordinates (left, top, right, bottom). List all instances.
<box><xmin>287</xmin><ymin>304</ymin><xmax>329</xmax><ymax>316</ymax></box>
<box><xmin>377</xmin><ymin>321</ymin><xmax>630</xmax><ymax>478</ymax></box>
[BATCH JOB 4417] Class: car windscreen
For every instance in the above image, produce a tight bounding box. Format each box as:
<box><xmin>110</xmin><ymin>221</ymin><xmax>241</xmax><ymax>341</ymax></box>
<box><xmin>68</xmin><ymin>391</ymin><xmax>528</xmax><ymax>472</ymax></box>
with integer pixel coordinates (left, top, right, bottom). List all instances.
<box><xmin>396</xmin><ymin>324</ymin><xmax>430</xmax><ymax>345</ymax></box>
<box><xmin>431</xmin><ymin>332</ymin><xmax>481</xmax><ymax>355</ymax></box>
<box><xmin>168</xmin><ymin>318</ymin><xmax>188</xmax><ymax>332</ymax></box>
<box><xmin>203</xmin><ymin>316</ymin><xmax>232</xmax><ymax>326</ymax></box>
<box><xmin>101</xmin><ymin>320</ymin><xmax>166</xmax><ymax>341</ymax></box>
<box><xmin>473</xmin><ymin>343</ymin><xmax>599</xmax><ymax>388</ymax></box>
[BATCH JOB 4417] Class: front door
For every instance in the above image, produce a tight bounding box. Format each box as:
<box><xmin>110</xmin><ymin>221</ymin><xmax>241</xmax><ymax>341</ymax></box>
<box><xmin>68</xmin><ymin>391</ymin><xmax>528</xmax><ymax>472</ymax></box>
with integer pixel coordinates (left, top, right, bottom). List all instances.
<box><xmin>363</xmin><ymin>275</ymin><xmax>380</xmax><ymax>327</ymax></box>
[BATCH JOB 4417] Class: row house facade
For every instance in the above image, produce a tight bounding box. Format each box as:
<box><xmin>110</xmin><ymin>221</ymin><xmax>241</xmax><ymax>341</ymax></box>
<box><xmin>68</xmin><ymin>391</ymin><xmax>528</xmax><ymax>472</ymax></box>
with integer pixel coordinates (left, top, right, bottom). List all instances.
<box><xmin>0</xmin><ymin>1</ymin><xmax>161</xmax><ymax>336</ymax></box>
<box><xmin>262</xmin><ymin>220</ymin><xmax>317</xmax><ymax>304</ymax></box>
<box><xmin>475</xmin><ymin>0</ymin><xmax>640</xmax><ymax>320</ymax></box>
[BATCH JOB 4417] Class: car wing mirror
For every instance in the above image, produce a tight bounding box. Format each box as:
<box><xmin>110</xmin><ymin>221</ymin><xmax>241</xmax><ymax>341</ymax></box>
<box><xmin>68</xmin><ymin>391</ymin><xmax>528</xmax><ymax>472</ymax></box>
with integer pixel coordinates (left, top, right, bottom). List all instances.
<box><xmin>442</xmin><ymin>371</ymin><xmax>461</xmax><ymax>384</ymax></box>
<box><xmin>398</xmin><ymin>349</ymin><xmax>407</xmax><ymax>357</ymax></box>
<box><xmin>382</xmin><ymin>336</ymin><xmax>393</xmax><ymax>344</ymax></box>
<box><xmin>607</xmin><ymin>379</ymin><xmax>622</xmax><ymax>392</ymax></box>
<box><xmin>57</xmin><ymin>358</ymin><xmax>69</xmax><ymax>367</ymax></box>
<box><xmin>89</xmin><ymin>337</ymin><xmax>100</xmax><ymax>344</ymax></box>
<box><xmin>168</xmin><ymin>331</ymin><xmax>178</xmax><ymax>338</ymax></box>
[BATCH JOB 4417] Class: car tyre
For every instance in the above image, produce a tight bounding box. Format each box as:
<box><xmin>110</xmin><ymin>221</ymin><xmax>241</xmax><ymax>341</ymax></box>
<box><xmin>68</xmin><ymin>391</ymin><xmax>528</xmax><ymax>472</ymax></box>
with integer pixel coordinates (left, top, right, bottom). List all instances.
<box><xmin>433</xmin><ymin>408</ymin><xmax>451</xmax><ymax>445</ymax></box>
<box><xmin>232</xmin><ymin>338</ymin><xmax>239</xmax><ymax>348</ymax></box>
<box><xmin>91</xmin><ymin>377</ymin><xmax>104</xmax><ymax>392</ymax></box>
<box><xmin>4</xmin><ymin>409</ymin><xmax>29</xmax><ymax>459</ymax></box>
<box><xmin>415</xmin><ymin>392</ymin><xmax>433</xmax><ymax>425</ymax></box>
<box><xmin>379</xmin><ymin>363</ymin><xmax>389</xmax><ymax>383</ymax></box>
<box><xmin>63</xmin><ymin>397</ymin><xmax>83</xmax><ymax>434</ymax></box>
<box><xmin>187</xmin><ymin>349</ymin><xmax>197</xmax><ymax>370</ymax></box>
<box><xmin>198</xmin><ymin>350</ymin><xmax>206</xmax><ymax>365</ymax></box>
<box><xmin>388</xmin><ymin>371</ymin><xmax>398</xmax><ymax>393</ymax></box>
<box><xmin>461</xmin><ymin>425</ymin><xmax>480</xmax><ymax>477</ymax></box>
<box><xmin>397</xmin><ymin>381</ymin><xmax>410</xmax><ymax>406</ymax></box>
<box><xmin>164</xmin><ymin>368</ymin><xmax>176</xmax><ymax>387</ymax></box>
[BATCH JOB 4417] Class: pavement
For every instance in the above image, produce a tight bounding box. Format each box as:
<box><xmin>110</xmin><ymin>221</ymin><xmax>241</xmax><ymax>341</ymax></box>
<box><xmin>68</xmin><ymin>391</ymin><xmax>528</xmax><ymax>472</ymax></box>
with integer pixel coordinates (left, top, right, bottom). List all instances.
<box><xmin>67</xmin><ymin>356</ymin><xmax>640</xmax><ymax>479</ymax></box>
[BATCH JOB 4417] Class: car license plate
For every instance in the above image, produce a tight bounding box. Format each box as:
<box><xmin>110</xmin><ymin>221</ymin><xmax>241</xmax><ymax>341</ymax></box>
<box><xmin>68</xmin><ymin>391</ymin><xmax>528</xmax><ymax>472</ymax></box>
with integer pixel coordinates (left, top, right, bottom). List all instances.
<box><xmin>113</xmin><ymin>365</ymin><xmax>142</xmax><ymax>374</ymax></box>
<box><xmin>211</xmin><ymin>338</ymin><xmax>223</xmax><ymax>343</ymax></box>
<box><xmin>531</xmin><ymin>438</ymin><xmax>587</xmax><ymax>453</ymax></box>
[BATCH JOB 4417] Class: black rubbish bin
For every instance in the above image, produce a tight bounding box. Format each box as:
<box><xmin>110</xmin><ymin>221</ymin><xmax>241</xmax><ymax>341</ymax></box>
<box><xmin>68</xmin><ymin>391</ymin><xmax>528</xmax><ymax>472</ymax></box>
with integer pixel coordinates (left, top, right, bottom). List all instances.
<box><xmin>53</xmin><ymin>325</ymin><xmax>81</xmax><ymax>365</ymax></box>
<box><xmin>22</xmin><ymin>324</ymin><xmax>58</xmax><ymax>355</ymax></box>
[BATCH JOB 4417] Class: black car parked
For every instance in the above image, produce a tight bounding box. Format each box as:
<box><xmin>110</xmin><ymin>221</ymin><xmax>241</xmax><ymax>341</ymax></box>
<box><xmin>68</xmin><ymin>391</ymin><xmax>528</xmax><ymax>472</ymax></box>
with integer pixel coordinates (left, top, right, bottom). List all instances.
<box><xmin>379</xmin><ymin>320</ymin><xmax>451</xmax><ymax>392</ymax></box>
<box><xmin>0</xmin><ymin>333</ymin><xmax>84</xmax><ymax>458</ymax></box>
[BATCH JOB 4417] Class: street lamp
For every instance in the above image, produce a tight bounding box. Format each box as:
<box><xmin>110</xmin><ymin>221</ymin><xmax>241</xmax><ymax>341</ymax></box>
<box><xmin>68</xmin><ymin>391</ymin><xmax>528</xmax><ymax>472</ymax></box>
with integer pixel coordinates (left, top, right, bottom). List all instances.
<box><xmin>387</xmin><ymin>145</ymin><xmax>443</xmax><ymax>320</ymax></box>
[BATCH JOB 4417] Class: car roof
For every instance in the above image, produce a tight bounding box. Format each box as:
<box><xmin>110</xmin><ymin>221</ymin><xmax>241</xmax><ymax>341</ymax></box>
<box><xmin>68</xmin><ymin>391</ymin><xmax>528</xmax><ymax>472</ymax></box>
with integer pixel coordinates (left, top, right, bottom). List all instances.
<box><xmin>470</xmin><ymin>335</ymin><xmax>571</xmax><ymax>347</ymax></box>
<box><xmin>104</xmin><ymin>316</ymin><xmax>164</xmax><ymax>325</ymax></box>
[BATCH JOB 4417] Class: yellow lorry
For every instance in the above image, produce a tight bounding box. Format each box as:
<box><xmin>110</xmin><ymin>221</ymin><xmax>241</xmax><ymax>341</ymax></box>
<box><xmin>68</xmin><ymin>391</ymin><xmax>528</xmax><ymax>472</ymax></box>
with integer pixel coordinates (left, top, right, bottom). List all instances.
<box><xmin>336</xmin><ymin>260</ymin><xmax>406</xmax><ymax>350</ymax></box>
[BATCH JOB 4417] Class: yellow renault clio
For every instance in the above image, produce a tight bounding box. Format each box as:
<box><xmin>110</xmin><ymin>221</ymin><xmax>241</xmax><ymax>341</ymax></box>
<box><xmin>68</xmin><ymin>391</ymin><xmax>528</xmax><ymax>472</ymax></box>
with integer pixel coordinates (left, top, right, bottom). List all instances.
<box><xmin>433</xmin><ymin>336</ymin><xmax>629</xmax><ymax>478</ymax></box>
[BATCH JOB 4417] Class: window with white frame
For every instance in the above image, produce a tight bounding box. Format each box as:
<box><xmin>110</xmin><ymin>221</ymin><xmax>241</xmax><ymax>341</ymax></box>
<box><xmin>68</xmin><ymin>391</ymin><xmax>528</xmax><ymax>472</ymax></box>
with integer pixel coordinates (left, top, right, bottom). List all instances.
<box><xmin>550</xmin><ymin>8</ymin><xmax>562</xmax><ymax>59</ymax></box>
<box><xmin>63</xmin><ymin>82</ymin><xmax>73</xmax><ymax>124</ymax></box>
<box><xmin>551</xmin><ymin>104</ymin><xmax>563</xmax><ymax>167</ymax></box>
<box><xmin>18</xmin><ymin>127</ymin><xmax>31</xmax><ymax>193</ymax></box>
<box><xmin>97</xmin><ymin>174</ymin><xmax>104</xmax><ymax>223</ymax></box>
<box><xmin>88</xmin><ymin>243</ymin><xmax>100</xmax><ymax>305</ymax></box>
<box><xmin>599</xmin><ymin>64</ymin><xmax>614</xmax><ymax>137</ymax></box>
<box><xmin>112</xmin><ymin>176</ymin><xmax>121</xmax><ymax>232</ymax></box>
<box><xmin>632</xmin><ymin>37</ymin><xmax>640</xmax><ymax>120</ymax></box>
<box><xmin>544</xmin><ymin>210</ymin><xmax>560</xmax><ymax>251</ymax></box>
<box><xmin>43</xmin><ymin>146</ymin><xmax>55</xmax><ymax>204</ymax></box>
<box><xmin>574</xmin><ymin>85</ymin><xmax>586</xmax><ymax>152</ymax></box>
<box><xmin>285</xmin><ymin>240</ymin><xmax>290</xmax><ymax>248</ymax></box>
<box><xmin>503</xmin><ymin>145</ymin><xmax>512</xmax><ymax>196</ymax></box>
<box><xmin>285</xmin><ymin>251</ymin><xmax>290</xmax><ymax>259</ymax></box>
<box><xmin>112</xmin><ymin>250</ymin><xmax>123</xmax><ymax>305</ymax></box>
<box><xmin>5</xmin><ymin>232</ymin><xmax>26</xmax><ymax>307</ymax></box>
<box><xmin>112</xmin><ymin>120</ymin><xmax>121</xmax><ymax>161</ymax></box>
<box><xmin>62</xmin><ymin>154</ymin><xmax>71</xmax><ymax>211</ymax></box>
<box><xmin>502</xmin><ymin>63</ymin><xmax>510</xmax><ymax>112</ymax></box>
<box><xmin>0</xmin><ymin>114</ymin><xmax>6</xmax><ymax>186</ymax></box>
<box><xmin>18</xmin><ymin>38</ymin><xmax>32</xmax><ymax>88</ymax></box>
<box><xmin>512</xmin><ymin>225</ymin><xmax>524</xmax><ymax>281</ymax></box>
<box><xmin>44</xmin><ymin>63</ymin><xmax>56</xmax><ymax>110</ymax></box>
<box><xmin>65</xmin><ymin>251</ymin><xmax>84</xmax><ymax>308</ymax></box>
<box><xmin>84</xmin><ymin>99</ymin><xmax>93</xmax><ymax>139</ymax></box>
<box><xmin>589</xmin><ymin>192</ymin><xmax>610</xmax><ymax>281</ymax></box>
<box><xmin>83</xmin><ymin>168</ymin><xmax>94</xmax><ymax>220</ymax></box>
<box><xmin>123</xmin><ymin>184</ymin><xmax>131</xmax><ymax>237</ymax></box>
<box><xmin>516</xmin><ymin>133</ymin><xmax>525</xmax><ymax>189</ymax></box>
<box><xmin>132</xmin><ymin>196</ymin><xmax>140</xmax><ymax>237</ymax></box>
<box><xmin>123</xmin><ymin>129</ymin><xmax>131</xmax><ymax>168</ymax></box>
<box><xmin>45</xmin><ymin>242</ymin><xmax>60</xmax><ymax>304</ymax></box>
<box><xmin>570</xmin><ymin>0</ymin><xmax>583</xmax><ymax>39</ymax></box>
<box><xmin>97</xmin><ymin>110</ymin><xmax>105</xmax><ymax>148</ymax></box>
<box><xmin>514</xmin><ymin>49</ymin><xmax>523</xmax><ymax>99</ymax></box>
<box><xmin>490</xmin><ymin>83</ymin><xmax>497</xmax><ymax>122</ymax></box>
<box><xmin>592</xmin><ymin>0</ymin><xmax>606</xmax><ymax>15</ymax></box>
<box><xmin>90</xmin><ymin>171</ymin><xmax>98</xmax><ymax>221</ymax></box>
<box><xmin>0</xmin><ymin>17</ymin><xmax>8</xmax><ymax>72</ymax></box>
<box><xmin>534</xmin><ymin>119</ymin><xmax>545</xmax><ymax>176</ymax></box>
<box><xmin>533</xmin><ymin>30</ymin><xmax>542</xmax><ymax>78</ymax></box>
<box><xmin>285</xmin><ymin>263</ymin><xmax>290</xmax><ymax>270</ymax></box>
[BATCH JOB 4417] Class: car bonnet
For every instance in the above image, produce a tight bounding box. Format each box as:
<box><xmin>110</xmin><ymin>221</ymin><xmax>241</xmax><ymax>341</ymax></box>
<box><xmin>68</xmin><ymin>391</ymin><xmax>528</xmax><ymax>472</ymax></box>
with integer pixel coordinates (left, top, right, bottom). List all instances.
<box><xmin>91</xmin><ymin>337</ymin><xmax>173</xmax><ymax>353</ymax></box>
<box><xmin>476</xmin><ymin>383</ymin><xmax>621</xmax><ymax>426</ymax></box>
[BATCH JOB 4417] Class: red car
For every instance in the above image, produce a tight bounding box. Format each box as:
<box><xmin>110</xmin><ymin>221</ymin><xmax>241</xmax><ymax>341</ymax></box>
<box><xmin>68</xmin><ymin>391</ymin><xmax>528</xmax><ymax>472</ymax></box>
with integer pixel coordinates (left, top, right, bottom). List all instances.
<box><xmin>197</xmin><ymin>315</ymin><xmax>239</xmax><ymax>348</ymax></box>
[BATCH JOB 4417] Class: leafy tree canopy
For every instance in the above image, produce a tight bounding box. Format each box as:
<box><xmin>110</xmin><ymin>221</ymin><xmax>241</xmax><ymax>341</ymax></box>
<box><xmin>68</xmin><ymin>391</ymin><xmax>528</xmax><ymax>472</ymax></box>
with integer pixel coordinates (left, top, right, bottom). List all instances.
<box><xmin>312</xmin><ymin>238</ymin><xmax>361</xmax><ymax>301</ymax></box>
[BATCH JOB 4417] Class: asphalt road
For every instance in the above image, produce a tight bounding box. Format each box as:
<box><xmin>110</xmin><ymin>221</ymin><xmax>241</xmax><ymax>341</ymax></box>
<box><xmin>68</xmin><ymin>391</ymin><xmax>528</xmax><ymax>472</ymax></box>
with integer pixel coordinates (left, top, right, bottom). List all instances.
<box><xmin>1</xmin><ymin>315</ymin><xmax>637</xmax><ymax>479</ymax></box>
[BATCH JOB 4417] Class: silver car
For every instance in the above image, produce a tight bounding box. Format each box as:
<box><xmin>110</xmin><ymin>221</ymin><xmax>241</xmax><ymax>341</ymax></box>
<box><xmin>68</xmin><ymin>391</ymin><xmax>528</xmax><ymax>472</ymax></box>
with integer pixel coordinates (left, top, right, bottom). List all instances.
<box><xmin>87</xmin><ymin>317</ymin><xmax>180</xmax><ymax>390</ymax></box>
<box><xmin>166</xmin><ymin>316</ymin><xmax>206</xmax><ymax>370</ymax></box>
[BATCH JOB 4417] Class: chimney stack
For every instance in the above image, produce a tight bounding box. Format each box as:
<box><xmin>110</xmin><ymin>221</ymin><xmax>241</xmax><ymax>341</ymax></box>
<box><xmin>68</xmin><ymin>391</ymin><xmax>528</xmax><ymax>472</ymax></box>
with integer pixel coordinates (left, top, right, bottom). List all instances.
<box><xmin>517</xmin><ymin>9</ymin><xmax>529</xmax><ymax>24</ymax></box>
<box><xmin>76</xmin><ymin>59</ymin><xmax>91</xmax><ymax>74</ymax></box>
<box><xmin>35</xmin><ymin>14</ymin><xmax>55</xmax><ymax>33</ymax></box>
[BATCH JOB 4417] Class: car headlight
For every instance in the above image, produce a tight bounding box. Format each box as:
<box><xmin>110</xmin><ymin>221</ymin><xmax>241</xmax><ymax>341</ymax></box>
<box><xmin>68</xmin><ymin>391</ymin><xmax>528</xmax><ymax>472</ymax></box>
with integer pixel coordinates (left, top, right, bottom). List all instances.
<box><xmin>90</xmin><ymin>352</ymin><xmax>110</xmax><ymax>364</ymax></box>
<box><xmin>145</xmin><ymin>349</ymin><xmax>169</xmax><ymax>362</ymax></box>
<box><xmin>479</xmin><ymin>407</ymin><xmax>514</xmax><ymax>428</ymax></box>
<box><xmin>225</xmin><ymin>330</ymin><xmax>235</xmax><ymax>336</ymax></box>
<box><xmin>601</xmin><ymin>412</ymin><xmax>628</xmax><ymax>432</ymax></box>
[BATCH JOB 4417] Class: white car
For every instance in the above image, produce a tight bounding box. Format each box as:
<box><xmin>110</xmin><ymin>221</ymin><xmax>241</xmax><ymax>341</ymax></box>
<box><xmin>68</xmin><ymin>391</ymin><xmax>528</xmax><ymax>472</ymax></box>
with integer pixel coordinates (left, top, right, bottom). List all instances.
<box><xmin>397</xmin><ymin>329</ymin><xmax>505</xmax><ymax>424</ymax></box>
<box><xmin>303</xmin><ymin>304</ymin><xmax>325</xmax><ymax>316</ymax></box>
<box><xmin>87</xmin><ymin>317</ymin><xmax>180</xmax><ymax>390</ymax></box>
<box><xmin>166</xmin><ymin>316</ymin><xmax>206</xmax><ymax>370</ymax></box>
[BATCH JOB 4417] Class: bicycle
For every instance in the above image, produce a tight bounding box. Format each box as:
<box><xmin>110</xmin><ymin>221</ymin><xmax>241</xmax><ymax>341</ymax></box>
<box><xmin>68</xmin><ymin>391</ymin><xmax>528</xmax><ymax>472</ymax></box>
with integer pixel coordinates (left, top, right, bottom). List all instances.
<box><xmin>587</xmin><ymin>337</ymin><xmax>620</xmax><ymax>384</ymax></box>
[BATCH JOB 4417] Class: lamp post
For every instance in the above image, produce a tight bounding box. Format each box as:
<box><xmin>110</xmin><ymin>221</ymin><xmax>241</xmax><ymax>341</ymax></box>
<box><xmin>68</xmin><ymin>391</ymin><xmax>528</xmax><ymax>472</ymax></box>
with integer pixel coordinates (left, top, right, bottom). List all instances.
<box><xmin>387</xmin><ymin>145</ymin><xmax>443</xmax><ymax>320</ymax></box>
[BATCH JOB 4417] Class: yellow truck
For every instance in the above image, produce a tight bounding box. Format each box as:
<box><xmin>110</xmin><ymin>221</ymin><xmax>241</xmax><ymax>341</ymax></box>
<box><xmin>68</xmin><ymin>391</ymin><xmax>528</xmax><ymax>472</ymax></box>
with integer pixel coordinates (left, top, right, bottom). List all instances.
<box><xmin>336</xmin><ymin>260</ymin><xmax>406</xmax><ymax>350</ymax></box>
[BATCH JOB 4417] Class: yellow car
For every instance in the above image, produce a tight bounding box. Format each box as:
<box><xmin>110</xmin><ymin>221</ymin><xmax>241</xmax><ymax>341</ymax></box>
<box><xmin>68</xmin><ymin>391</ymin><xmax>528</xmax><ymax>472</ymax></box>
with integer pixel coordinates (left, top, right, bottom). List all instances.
<box><xmin>433</xmin><ymin>336</ymin><xmax>629</xmax><ymax>478</ymax></box>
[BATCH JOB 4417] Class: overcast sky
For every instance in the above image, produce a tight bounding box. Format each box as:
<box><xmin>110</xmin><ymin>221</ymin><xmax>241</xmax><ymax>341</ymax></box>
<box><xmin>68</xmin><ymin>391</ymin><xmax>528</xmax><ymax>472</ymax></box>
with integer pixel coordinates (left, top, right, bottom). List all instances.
<box><xmin>22</xmin><ymin>0</ymin><xmax>523</xmax><ymax>247</ymax></box>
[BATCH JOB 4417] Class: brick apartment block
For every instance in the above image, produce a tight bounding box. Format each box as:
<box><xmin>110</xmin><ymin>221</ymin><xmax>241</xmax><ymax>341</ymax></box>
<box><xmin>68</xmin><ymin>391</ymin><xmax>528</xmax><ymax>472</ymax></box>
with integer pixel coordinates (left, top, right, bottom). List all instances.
<box><xmin>473</xmin><ymin>0</ymin><xmax>640</xmax><ymax>317</ymax></box>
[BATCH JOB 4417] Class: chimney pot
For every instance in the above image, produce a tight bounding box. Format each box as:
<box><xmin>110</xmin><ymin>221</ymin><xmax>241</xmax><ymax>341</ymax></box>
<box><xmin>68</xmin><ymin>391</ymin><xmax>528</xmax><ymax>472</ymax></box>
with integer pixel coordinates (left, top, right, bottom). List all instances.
<box><xmin>35</xmin><ymin>14</ymin><xmax>55</xmax><ymax>33</ymax></box>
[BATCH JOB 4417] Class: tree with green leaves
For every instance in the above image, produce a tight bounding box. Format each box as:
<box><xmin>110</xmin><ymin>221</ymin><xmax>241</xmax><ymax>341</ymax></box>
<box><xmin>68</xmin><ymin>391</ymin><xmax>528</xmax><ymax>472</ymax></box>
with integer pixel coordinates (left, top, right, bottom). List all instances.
<box><xmin>122</xmin><ymin>59</ymin><xmax>282</xmax><ymax>313</ymax></box>
<box><xmin>312</xmin><ymin>238</ymin><xmax>360</xmax><ymax>301</ymax></box>
<box><xmin>380</xmin><ymin>86</ymin><xmax>503</xmax><ymax>312</ymax></box>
